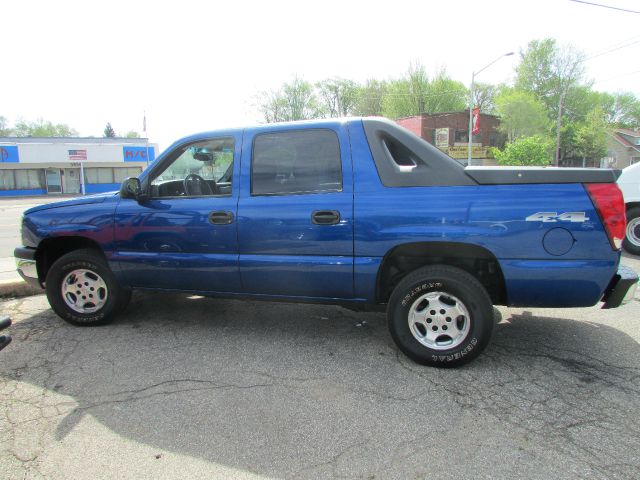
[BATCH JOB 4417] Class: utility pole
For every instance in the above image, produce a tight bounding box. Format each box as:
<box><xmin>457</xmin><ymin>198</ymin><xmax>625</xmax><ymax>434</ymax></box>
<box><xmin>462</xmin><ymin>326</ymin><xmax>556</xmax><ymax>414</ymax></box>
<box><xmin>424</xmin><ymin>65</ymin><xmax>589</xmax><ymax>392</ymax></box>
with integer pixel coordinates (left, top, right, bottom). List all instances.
<box><xmin>554</xmin><ymin>91</ymin><xmax>565</xmax><ymax>167</ymax></box>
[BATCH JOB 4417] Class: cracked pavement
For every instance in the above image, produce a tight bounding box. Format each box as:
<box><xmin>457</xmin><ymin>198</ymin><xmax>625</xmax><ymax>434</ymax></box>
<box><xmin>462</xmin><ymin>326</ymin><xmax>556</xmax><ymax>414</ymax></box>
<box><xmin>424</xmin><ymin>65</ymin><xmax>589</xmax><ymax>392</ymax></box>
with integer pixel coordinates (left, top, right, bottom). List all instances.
<box><xmin>1</xmin><ymin>254</ymin><xmax>639</xmax><ymax>479</ymax></box>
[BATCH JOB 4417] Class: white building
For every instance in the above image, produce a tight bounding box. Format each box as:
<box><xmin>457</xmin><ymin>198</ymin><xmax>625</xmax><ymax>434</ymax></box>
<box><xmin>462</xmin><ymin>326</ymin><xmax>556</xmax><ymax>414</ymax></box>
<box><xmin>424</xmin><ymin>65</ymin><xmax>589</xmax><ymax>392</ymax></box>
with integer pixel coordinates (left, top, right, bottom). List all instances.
<box><xmin>0</xmin><ymin>137</ymin><xmax>158</xmax><ymax>196</ymax></box>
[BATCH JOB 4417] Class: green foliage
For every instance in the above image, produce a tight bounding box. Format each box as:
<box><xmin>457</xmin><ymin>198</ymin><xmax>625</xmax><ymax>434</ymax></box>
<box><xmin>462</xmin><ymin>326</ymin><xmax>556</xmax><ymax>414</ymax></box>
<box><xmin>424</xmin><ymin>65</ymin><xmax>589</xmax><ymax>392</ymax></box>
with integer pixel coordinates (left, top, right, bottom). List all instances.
<box><xmin>125</xmin><ymin>130</ymin><xmax>141</xmax><ymax>138</ymax></box>
<box><xmin>574</xmin><ymin>108</ymin><xmax>608</xmax><ymax>161</ymax></box>
<box><xmin>516</xmin><ymin>38</ymin><xmax>585</xmax><ymax>118</ymax></box>
<box><xmin>0</xmin><ymin>116</ymin><xmax>12</xmax><ymax>136</ymax></box>
<box><xmin>599</xmin><ymin>91</ymin><xmax>640</xmax><ymax>128</ymax></box>
<box><xmin>495</xmin><ymin>89</ymin><xmax>549</xmax><ymax>142</ymax></box>
<box><xmin>104</xmin><ymin>122</ymin><xmax>116</xmax><ymax>138</ymax></box>
<box><xmin>316</xmin><ymin>78</ymin><xmax>358</xmax><ymax>117</ymax></box>
<box><xmin>493</xmin><ymin>135</ymin><xmax>552</xmax><ymax>166</ymax></box>
<box><xmin>259</xmin><ymin>77</ymin><xmax>322</xmax><ymax>123</ymax></box>
<box><xmin>352</xmin><ymin>79</ymin><xmax>388</xmax><ymax>116</ymax></box>
<box><xmin>381</xmin><ymin>64</ymin><xmax>467</xmax><ymax>118</ymax></box>
<box><xmin>13</xmin><ymin>118</ymin><xmax>77</xmax><ymax>137</ymax></box>
<box><xmin>473</xmin><ymin>82</ymin><xmax>500</xmax><ymax>114</ymax></box>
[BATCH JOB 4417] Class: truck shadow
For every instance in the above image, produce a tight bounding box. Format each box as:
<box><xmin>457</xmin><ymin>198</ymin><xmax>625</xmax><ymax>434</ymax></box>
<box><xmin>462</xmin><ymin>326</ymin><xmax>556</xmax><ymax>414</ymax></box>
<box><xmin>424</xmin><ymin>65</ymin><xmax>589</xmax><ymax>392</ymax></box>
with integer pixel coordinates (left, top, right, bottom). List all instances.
<box><xmin>2</xmin><ymin>292</ymin><xmax>639</xmax><ymax>478</ymax></box>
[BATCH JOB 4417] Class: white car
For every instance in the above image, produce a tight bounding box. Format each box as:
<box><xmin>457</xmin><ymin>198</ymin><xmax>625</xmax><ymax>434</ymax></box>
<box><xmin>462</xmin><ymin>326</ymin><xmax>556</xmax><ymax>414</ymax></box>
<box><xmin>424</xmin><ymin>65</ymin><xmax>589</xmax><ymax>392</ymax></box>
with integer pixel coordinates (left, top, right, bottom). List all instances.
<box><xmin>618</xmin><ymin>162</ymin><xmax>640</xmax><ymax>255</ymax></box>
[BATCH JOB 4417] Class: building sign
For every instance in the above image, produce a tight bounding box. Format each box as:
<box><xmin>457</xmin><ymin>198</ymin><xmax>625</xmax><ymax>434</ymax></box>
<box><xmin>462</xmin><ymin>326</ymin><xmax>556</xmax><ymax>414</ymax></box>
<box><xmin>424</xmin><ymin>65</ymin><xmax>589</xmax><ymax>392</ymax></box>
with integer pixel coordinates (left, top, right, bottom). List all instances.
<box><xmin>123</xmin><ymin>146</ymin><xmax>155</xmax><ymax>162</ymax></box>
<box><xmin>68</xmin><ymin>150</ymin><xmax>87</xmax><ymax>161</ymax></box>
<box><xmin>0</xmin><ymin>146</ymin><xmax>19</xmax><ymax>163</ymax></box>
<box><xmin>435</xmin><ymin>128</ymin><xmax>449</xmax><ymax>148</ymax></box>
<box><xmin>439</xmin><ymin>146</ymin><xmax>494</xmax><ymax>159</ymax></box>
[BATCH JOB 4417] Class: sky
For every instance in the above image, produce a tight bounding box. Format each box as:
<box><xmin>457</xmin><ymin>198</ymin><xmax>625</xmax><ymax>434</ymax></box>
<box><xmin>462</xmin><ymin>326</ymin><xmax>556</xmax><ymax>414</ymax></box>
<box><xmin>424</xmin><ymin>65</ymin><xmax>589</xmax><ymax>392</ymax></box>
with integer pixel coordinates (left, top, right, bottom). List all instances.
<box><xmin>3</xmin><ymin>0</ymin><xmax>640</xmax><ymax>150</ymax></box>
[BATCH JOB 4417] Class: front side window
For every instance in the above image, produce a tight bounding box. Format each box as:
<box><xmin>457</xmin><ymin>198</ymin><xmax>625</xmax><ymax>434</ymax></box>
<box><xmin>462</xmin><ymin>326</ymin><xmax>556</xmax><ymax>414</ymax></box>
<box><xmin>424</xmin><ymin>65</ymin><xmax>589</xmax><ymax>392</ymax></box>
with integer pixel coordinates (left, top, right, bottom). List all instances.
<box><xmin>150</xmin><ymin>137</ymin><xmax>234</xmax><ymax>197</ymax></box>
<box><xmin>252</xmin><ymin>129</ymin><xmax>341</xmax><ymax>195</ymax></box>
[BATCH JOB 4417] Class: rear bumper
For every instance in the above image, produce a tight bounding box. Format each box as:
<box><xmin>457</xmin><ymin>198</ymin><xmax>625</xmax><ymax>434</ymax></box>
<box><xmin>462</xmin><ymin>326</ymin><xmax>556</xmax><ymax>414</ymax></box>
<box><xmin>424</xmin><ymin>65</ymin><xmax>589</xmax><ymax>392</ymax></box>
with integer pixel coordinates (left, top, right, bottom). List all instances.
<box><xmin>14</xmin><ymin>247</ymin><xmax>42</xmax><ymax>289</ymax></box>
<box><xmin>602</xmin><ymin>265</ymin><xmax>638</xmax><ymax>309</ymax></box>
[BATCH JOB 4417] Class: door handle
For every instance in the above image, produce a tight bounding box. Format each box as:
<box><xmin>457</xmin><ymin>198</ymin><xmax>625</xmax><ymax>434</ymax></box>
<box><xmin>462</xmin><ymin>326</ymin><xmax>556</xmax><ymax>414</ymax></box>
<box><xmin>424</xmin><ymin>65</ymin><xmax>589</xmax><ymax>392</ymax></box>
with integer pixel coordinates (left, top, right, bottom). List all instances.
<box><xmin>312</xmin><ymin>210</ymin><xmax>340</xmax><ymax>225</ymax></box>
<box><xmin>208</xmin><ymin>211</ymin><xmax>234</xmax><ymax>225</ymax></box>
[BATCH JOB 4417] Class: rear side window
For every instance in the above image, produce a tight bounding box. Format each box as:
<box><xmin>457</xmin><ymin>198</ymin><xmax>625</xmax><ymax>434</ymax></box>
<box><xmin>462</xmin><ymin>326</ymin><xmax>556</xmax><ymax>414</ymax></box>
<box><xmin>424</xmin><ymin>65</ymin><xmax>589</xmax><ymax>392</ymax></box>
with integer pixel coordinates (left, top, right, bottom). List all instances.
<box><xmin>251</xmin><ymin>129</ymin><xmax>342</xmax><ymax>195</ymax></box>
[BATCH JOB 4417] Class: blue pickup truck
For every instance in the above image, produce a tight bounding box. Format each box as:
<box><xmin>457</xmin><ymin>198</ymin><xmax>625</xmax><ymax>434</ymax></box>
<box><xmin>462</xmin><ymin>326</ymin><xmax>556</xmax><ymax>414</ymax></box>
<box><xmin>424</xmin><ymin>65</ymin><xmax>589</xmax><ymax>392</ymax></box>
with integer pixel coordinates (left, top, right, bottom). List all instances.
<box><xmin>14</xmin><ymin>118</ymin><xmax>638</xmax><ymax>366</ymax></box>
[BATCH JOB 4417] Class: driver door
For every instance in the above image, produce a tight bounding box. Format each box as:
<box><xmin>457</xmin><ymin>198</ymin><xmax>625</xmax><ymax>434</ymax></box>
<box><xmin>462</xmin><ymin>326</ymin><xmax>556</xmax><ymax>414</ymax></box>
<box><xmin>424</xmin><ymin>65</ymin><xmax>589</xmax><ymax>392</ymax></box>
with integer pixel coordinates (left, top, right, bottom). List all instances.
<box><xmin>113</xmin><ymin>133</ymin><xmax>241</xmax><ymax>292</ymax></box>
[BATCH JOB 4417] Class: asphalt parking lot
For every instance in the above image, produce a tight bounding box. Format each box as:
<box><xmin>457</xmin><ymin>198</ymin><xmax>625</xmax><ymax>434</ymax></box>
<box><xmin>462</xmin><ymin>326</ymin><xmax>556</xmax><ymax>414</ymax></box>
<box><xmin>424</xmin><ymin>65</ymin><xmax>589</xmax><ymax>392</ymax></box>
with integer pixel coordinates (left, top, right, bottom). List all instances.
<box><xmin>1</xmin><ymin>253</ymin><xmax>639</xmax><ymax>479</ymax></box>
<box><xmin>0</xmin><ymin>194</ymin><xmax>639</xmax><ymax>478</ymax></box>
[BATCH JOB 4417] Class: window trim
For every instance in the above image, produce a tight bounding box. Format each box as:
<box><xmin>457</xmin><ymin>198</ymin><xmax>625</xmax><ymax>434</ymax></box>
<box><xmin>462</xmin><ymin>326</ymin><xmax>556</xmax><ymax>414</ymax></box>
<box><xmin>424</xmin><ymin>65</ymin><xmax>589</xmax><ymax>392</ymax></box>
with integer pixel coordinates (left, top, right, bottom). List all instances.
<box><xmin>147</xmin><ymin>136</ymin><xmax>235</xmax><ymax>200</ymax></box>
<box><xmin>250</xmin><ymin>128</ymin><xmax>343</xmax><ymax>197</ymax></box>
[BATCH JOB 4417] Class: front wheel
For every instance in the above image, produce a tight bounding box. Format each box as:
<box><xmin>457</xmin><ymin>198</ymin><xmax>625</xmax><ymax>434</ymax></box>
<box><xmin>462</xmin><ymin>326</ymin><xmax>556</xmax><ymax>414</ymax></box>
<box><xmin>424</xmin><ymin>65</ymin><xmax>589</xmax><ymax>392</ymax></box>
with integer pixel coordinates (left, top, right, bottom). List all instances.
<box><xmin>45</xmin><ymin>249</ymin><xmax>131</xmax><ymax>326</ymax></box>
<box><xmin>387</xmin><ymin>265</ymin><xmax>494</xmax><ymax>367</ymax></box>
<box><xmin>623</xmin><ymin>206</ymin><xmax>640</xmax><ymax>256</ymax></box>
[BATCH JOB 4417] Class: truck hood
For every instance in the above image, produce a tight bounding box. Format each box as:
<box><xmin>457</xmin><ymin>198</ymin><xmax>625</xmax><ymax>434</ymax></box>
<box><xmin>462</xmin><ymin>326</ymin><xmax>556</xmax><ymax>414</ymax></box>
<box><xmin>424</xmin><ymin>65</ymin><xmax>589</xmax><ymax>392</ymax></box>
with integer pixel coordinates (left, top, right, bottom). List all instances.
<box><xmin>24</xmin><ymin>191</ymin><xmax>119</xmax><ymax>214</ymax></box>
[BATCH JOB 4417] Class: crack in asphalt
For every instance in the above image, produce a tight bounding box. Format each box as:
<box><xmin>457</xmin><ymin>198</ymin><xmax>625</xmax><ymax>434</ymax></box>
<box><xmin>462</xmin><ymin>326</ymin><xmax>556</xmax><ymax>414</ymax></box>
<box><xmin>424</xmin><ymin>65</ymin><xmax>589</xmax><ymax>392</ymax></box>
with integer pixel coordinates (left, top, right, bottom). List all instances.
<box><xmin>1</xmin><ymin>296</ymin><xmax>639</xmax><ymax>479</ymax></box>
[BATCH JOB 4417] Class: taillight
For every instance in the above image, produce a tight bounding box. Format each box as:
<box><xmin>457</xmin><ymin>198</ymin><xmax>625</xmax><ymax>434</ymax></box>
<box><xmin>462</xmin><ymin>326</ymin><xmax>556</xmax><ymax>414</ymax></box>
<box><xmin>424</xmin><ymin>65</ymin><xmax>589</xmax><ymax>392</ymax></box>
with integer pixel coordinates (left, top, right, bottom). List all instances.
<box><xmin>585</xmin><ymin>183</ymin><xmax>626</xmax><ymax>250</ymax></box>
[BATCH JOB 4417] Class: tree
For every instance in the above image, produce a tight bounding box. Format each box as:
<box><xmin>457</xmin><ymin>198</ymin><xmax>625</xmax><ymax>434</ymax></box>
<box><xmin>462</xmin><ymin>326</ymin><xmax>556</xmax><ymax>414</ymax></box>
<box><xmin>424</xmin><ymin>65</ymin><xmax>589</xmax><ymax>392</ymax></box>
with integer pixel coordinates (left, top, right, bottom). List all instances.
<box><xmin>316</xmin><ymin>78</ymin><xmax>358</xmax><ymax>117</ymax></box>
<box><xmin>259</xmin><ymin>77</ymin><xmax>322</xmax><ymax>123</ymax></box>
<box><xmin>13</xmin><ymin>118</ymin><xmax>77</xmax><ymax>137</ymax></box>
<box><xmin>492</xmin><ymin>135</ymin><xmax>552</xmax><ymax>166</ymax></box>
<box><xmin>599</xmin><ymin>91</ymin><xmax>640</xmax><ymax>128</ymax></box>
<box><xmin>125</xmin><ymin>130</ymin><xmax>141</xmax><ymax>138</ymax></box>
<box><xmin>426</xmin><ymin>72</ymin><xmax>467</xmax><ymax>113</ymax></box>
<box><xmin>0</xmin><ymin>116</ymin><xmax>12</xmax><ymax>136</ymax></box>
<box><xmin>382</xmin><ymin>63</ymin><xmax>430</xmax><ymax>118</ymax></box>
<box><xmin>352</xmin><ymin>79</ymin><xmax>388</xmax><ymax>116</ymax></box>
<box><xmin>574</xmin><ymin>108</ymin><xmax>608</xmax><ymax>166</ymax></box>
<box><xmin>515</xmin><ymin>38</ymin><xmax>586</xmax><ymax>165</ymax></box>
<box><xmin>495</xmin><ymin>89</ymin><xmax>549</xmax><ymax>142</ymax></box>
<box><xmin>473</xmin><ymin>82</ymin><xmax>500</xmax><ymax>114</ymax></box>
<box><xmin>104</xmin><ymin>122</ymin><xmax>116</xmax><ymax>137</ymax></box>
<box><xmin>381</xmin><ymin>64</ymin><xmax>467</xmax><ymax>118</ymax></box>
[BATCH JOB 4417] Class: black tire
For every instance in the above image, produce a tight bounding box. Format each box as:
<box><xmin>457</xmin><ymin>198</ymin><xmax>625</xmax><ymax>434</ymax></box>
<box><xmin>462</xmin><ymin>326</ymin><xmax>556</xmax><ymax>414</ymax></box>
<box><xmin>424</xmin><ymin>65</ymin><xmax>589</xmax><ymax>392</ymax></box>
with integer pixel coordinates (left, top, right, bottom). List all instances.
<box><xmin>623</xmin><ymin>206</ymin><xmax>640</xmax><ymax>256</ymax></box>
<box><xmin>387</xmin><ymin>265</ymin><xmax>494</xmax><ymax>368</ymax></box>
<box><xmin>45</xmin><ymin>249</ymin><xmax>131</xmax><ymax>326</ymax></box>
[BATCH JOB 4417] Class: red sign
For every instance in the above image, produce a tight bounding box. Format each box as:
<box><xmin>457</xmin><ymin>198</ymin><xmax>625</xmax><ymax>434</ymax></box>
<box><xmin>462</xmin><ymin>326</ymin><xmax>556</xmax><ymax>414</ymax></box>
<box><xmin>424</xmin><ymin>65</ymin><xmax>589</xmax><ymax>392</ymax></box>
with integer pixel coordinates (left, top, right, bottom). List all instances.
<box><xmin>472</xmin><ymin>108</ymin><xmax>480</xmax><ymax>135</ymax></box>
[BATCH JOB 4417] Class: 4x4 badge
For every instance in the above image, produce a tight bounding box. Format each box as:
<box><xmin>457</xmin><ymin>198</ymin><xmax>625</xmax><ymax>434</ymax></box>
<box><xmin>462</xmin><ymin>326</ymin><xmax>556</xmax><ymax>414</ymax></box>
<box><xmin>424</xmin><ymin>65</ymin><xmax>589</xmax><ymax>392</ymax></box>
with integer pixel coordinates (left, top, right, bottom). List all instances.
<box><xmin>525</xmin><ymin>212</ymin><xmax>589</xmax><ymax>223</ymax></box>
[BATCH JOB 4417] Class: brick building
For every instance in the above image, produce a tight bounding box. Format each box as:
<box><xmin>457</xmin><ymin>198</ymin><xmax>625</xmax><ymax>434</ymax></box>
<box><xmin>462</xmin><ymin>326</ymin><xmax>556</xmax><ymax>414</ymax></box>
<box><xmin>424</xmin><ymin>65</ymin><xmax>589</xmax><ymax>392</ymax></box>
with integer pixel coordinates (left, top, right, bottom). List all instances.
<box><xmin>396</xmin><ymin>111</ymin><xmax>503</xmax><ymax>166</ymax></box>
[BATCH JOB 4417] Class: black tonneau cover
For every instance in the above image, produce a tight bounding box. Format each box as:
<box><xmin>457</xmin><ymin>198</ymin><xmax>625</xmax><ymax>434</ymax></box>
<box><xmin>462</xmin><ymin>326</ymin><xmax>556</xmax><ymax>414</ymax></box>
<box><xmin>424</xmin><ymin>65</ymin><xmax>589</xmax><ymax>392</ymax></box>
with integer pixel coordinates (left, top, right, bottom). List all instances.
<box><xmin>464</xmin><ymin>166</ymin><xmax>621</xmax><ymax>185</ymax></box>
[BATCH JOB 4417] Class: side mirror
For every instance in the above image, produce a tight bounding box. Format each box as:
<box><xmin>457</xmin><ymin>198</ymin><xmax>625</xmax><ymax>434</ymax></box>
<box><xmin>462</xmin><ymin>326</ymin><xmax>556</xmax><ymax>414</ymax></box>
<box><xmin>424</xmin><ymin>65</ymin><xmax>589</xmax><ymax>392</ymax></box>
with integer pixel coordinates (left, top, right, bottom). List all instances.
<box><xmin>120</xmin><ymin>177</ymin><xmax>145</xmax><ymax>202</ymax></box>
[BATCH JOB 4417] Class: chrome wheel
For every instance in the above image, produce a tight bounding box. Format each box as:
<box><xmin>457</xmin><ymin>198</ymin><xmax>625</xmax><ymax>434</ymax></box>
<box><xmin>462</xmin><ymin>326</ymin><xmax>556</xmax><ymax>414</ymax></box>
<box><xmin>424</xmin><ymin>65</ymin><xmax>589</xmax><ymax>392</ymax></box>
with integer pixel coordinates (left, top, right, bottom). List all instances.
<box><xmin>408</xmin><ymin>291</ymin><xmax>471</xmax><ymax>350</ymax></box>
<box><xmin>627</xmin><ymin>216</ymin><xmax>640</xmax><ymax>247</ymax></box>
<box><xmin>61</xmin><ymin>269</ymin><xmax>108</xmax><ymax>314</ymax></box>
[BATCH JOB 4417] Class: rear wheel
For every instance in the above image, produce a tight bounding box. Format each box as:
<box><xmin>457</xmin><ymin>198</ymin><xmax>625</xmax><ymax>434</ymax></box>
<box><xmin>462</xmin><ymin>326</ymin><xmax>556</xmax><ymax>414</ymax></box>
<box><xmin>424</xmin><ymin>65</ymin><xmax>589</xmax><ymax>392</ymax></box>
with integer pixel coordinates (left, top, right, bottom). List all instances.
<box><xmin>45</xmin><ymin>249</ymin><xmax>130</xmax><ymax>326</ymax></box>
<box><xmin>623</xmin><ymin>206</ymin><xmax>640</xmax><ymax>256</ymax></box>
<box><xmin>387</xmin><ymin>265</ymin><xmax>494</xmax><ymax>367</ymax></box>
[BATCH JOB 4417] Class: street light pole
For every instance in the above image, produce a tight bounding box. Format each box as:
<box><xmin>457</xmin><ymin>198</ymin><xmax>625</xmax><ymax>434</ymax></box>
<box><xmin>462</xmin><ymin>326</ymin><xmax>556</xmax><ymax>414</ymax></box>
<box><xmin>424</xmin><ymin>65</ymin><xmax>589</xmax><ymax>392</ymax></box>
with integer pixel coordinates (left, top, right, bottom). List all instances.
<box><xmin>468</xmin><ymin>51</ymin><xmax>514</xmax><ymax>165</ymax></box>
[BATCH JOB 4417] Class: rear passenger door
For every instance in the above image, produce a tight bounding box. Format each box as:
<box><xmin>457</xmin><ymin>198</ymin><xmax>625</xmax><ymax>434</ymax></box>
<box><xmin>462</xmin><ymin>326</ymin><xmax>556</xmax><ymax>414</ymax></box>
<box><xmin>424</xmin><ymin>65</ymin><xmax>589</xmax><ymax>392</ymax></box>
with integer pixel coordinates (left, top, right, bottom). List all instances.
<box><xmin>237</xmin><ymin>124</ymin><xmax>354</xmax><ymax>299</ymax></box>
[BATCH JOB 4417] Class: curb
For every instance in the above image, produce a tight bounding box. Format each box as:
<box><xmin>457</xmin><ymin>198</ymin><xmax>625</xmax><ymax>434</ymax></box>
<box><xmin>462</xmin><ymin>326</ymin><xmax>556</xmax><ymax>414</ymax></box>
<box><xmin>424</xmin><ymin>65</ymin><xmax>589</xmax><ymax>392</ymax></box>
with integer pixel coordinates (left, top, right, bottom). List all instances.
<box><xmin>0</xmin><ymin>280</ymin><xmax>43</xmax><ymax>299</ymax></box>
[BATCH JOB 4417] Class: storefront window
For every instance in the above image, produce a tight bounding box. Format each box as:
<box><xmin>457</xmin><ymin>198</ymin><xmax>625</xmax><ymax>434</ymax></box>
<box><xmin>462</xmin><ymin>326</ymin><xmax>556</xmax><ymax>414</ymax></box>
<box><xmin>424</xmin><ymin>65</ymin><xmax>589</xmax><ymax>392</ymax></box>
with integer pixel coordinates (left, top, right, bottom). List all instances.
<box><xmin>15</xmin><ymin>169</ymin><xmax>45</xmax><ymax>189</ymax></box>
<box><xmin>0</xmin><ymin>171</ymin><xmax>16</xmax><ymax>190</ymax></box>
<box><xmin>84</xmin><ymin>168</ymin><xmax>114</xmax><ymax>184</ymax></box>
<box><xmin>113</xmin><ymin>167</ymin><xmax>142</xmax><ymax>183</ymax></box>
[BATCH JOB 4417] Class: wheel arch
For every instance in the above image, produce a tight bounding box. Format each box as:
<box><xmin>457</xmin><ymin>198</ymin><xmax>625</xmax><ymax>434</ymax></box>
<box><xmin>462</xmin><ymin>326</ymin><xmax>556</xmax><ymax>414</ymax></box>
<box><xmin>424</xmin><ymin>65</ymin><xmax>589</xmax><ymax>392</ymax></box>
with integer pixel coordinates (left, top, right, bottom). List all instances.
<box><xmin>376</xmin><ymin>241</ymin><xmax>507</xmax><ymax>305</ymax></box>
<box><xmin>35</xmin><ymin>236</ymin><xmax>106</xmax><ymax>283</ymax></box>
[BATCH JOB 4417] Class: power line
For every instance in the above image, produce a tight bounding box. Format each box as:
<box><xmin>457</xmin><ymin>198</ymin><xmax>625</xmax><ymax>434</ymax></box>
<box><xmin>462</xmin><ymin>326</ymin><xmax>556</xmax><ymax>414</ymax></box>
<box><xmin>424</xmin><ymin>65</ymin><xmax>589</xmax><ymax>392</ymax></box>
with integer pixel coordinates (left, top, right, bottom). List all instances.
<box><xmin>569</xmin><ymin>0</ymin><xmax>640</xmax><ymax>14</ymax></box>
<box><xmin>586</xmin><ymin>38</ymin><xmax>640</xmax><ymax>60</ymax></box>
<box><xmin>593</xmin><ymin>69</ymin><xmax>640</xmax><ymax>84</ymax></box>
<box><xmin>586</xmin><ymin>33</ymin><xmax>640</xmax><ymax>59</ymax></box>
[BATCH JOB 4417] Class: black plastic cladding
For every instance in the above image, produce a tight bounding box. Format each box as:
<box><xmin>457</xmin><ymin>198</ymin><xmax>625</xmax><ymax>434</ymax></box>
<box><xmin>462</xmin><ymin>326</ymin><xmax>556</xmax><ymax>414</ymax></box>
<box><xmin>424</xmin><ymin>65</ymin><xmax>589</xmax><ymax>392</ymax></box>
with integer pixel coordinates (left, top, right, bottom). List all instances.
<box><xmin>361</xmin><ymin>118</ymin><xmax>477</xmax><ymax>187</ymax></box>
<box><xmin>361</xmin><ymin>117</ymin><xmax>620</xmax><ymax>186</ymax></box>
<box><xmin>464</xmin><ymin>166</ymin><xmax>620</xmax><ymax>184</ymax></box>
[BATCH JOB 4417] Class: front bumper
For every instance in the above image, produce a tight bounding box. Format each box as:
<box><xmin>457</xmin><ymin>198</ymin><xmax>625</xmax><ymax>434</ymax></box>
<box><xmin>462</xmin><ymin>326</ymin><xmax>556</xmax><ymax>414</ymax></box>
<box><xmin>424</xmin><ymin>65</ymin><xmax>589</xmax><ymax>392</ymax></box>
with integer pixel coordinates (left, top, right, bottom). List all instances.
<box><xmin>602</xmin><ymin>265</ymin><xmax>638</xmax><ymax>309</ymax></box>
<box><xmin>14</xmin><ymin>247</ymin><xmax>42</xmax><ymax>289</ymax></box>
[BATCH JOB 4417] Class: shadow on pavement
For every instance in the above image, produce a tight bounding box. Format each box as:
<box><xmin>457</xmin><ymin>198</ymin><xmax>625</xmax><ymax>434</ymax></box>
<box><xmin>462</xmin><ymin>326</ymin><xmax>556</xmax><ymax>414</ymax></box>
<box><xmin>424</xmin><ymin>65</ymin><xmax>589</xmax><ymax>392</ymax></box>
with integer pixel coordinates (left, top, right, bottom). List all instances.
<box><xmin>2</xmin><ymin>292</ymin><xmax>639</xmax><ymax>479</ymax></box>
